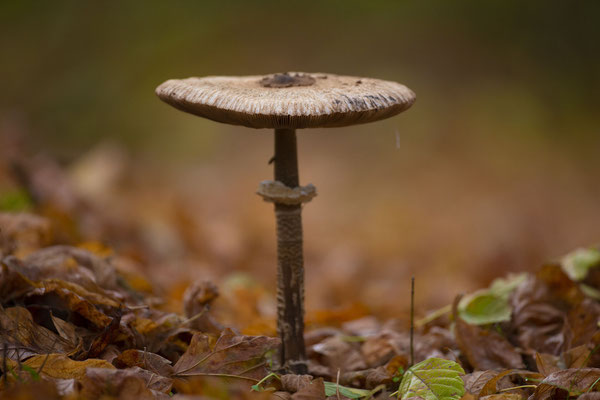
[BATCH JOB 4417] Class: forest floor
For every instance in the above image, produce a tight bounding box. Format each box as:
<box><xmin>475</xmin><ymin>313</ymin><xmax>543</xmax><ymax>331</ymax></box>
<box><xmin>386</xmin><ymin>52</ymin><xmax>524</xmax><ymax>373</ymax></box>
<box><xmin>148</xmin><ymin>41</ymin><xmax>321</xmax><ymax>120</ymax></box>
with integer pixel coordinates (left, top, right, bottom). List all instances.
<box><xmin>1</xmin><ymin>148</ymin><xmax>600</xmax><ymax>400</ymax></box>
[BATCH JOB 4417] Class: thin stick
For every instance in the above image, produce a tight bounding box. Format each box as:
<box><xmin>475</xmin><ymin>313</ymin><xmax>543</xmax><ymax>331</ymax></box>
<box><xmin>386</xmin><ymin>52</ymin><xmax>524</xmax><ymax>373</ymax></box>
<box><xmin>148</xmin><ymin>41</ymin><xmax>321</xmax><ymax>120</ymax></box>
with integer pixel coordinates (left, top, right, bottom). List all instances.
<box><xmin>2</xmin><ymin>342</ymin><xmax>7</xmax><ymax>385</ymax></box>
<box><xmin>410</xmin><ymin>276</ymin><xmax>415</xmax><ymax>367</ymax></box>
<box><xmin>336</xmin><ymin>369</ymin><xmax>341</xmax><ymax>400</ymax></box>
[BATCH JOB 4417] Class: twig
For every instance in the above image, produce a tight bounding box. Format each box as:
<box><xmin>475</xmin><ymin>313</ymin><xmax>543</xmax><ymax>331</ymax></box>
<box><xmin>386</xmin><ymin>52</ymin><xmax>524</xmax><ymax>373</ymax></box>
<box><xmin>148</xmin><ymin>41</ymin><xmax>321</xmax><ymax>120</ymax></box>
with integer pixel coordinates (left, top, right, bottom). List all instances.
<box><xmin>173</xmin><ymin>372</ymin><xmax>259</xmax><ymax>382</ymax></box>
<box><xmin>415</xmin><ymin>304</ymin><xmax>451</xmax><ymax>328</ymax></box>
<box><xmin>336</xmin><ymin>368</ymin><xmax>341</xmax><ymax>400</ymax></box>
<box><xmin>410</xmin><ymin>276</ymin><xmax>415</xmax><ymax>367</ymax></box>
<box><xmin>2</xmin><ymin>342</ymin><xmax>7</xmax><ymax>386</ymax></box>
<box><xmin>499</xmin><ymin>385</ymin><xmax>537</xmax><ymax>392</ymax></box>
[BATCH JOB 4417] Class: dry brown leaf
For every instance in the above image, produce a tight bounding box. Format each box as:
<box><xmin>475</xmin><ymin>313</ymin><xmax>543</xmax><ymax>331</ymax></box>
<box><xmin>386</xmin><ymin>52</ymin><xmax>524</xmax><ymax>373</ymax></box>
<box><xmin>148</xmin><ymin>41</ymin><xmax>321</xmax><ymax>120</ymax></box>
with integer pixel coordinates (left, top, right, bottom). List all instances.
<box><xmin>0</xmin><ymin>212</ymin><xmax>51</xmax><ymax>258</ymax></box>
<box><xmin>281</xmin><ymin>374</ymin><xmax>314</xmax><ymax>392</ymax></box>
<box><xmin>85</xmin><ymin>366</ymin><xmax>172</xmax><ymax>393</ymax></box>
<box><xmin>340</xmin><ymin>366</ymin><xmax>394</xmax><ymax>390</ymax></box>
<box><xmin>0</xmin><ymin>381</ymin><xmax>61</xmax><ymax>400</ymax></box>
<box><xmin>182</xmin><ymin>280</ymin><xmax>222</xmax><ymax>334</ymax></box>
<box><xmin>453</xmin><ymin>295</ymin><xmax>524</xmax><ymax>371</ymax></box>
<box><xmin>341</xmin><ymin>316</ymin><xmax>380</xmax><ymax>337</ymax></box>
<box><xmin>26</xmin><ymin>281</ymin><xmax>115</xmax><ymax>329</ymax></box>
<box><xmin>272</xmin><ymin>391</ymin><xmax>293</xmax><ymax>400</ymax></box>
<box><xmin>80</xmin><ymin>367</ymin><xmax>161</xmax><ymax>400</ymax></box>
<box><xmin>579</xmin><ymin>393</ymin><xmax>600</xmax><ymax>400</ymax></box>
<box><xmin>0</xmin><ymin>306</ymin><xmax>75</xmax><ymax>360</ymax></box>
<box><xmin>509</xmin><ymin>265</ymin><xmax>596</xmax><ymax>356</ymax></box>
<box><xmin>18</xmin><ymin>353</ymin><xmax>114</xmax><ymax>380</ymax></box>
<box><xmin>455</xmin><ymin>317</ymin><xmax>525</xmax><ymax>370</ymax></box>
<box><xmin>563</xmin><ymin>344</ymin><xmax>592</xmax><ymax>369</ymax></box>
<box><xmin>535</xmin><ymin>353</ymin><xmax>560</xmax><ymax>377</ymax></box>
<box><xmin>309</xmin><ymin>335</ymin><xmax>367</xmax><ymax>373</ymax></box>
<box><xmin>24</xmin><ymin>245</ymin><xmax>118</xmax><ymax>290</ymax></box>
<box><xmin>463</xmin><ymin>370</ymin><xmax>503</xmax><ymax>395</ymax></box>
<box><xmin>568</xmin><ymin>299</ymin><xmax>600</xmax><ymax>348</ymax></box>
<box><xmin>0</xmin><ymin>257</ymin><xmax>37</xmax><ymax>303</ymax></box>
<box><xmin>415</xmin><ymin>326</ymin><xmax>457</xmax><ymax>361</ymax></box>
<box><xmin>36</xmin><ymin>278</ymin><xmax>121</xmax><ymax>309</ymax></box>
<box><xmin>360</xmin><ymin>330</ymin><xmax>403</xmax><ymax>367</ymax></box>
<box><xmin>84</xmin><ymin>309</ymin><xmax>123</xmax><ymax>358</ymax></box>
<box><xmin>173</xmin><ymin>328</ymin><xmax>279</xmax><ymax>380</ymax></box>
<box><xmin>532</xmin><ymin>368</ymin><xmax>600</xmax><ymax>400</ymax></box>
<box><xmin>479</xmin><ymin>370</ymin><xmax>543</xmax><ymax>397</ymax></box>
<box><xmin>50</xmin><ymin>313</ymin><xmax>90</xmax><ymax>350</ymax></box>
<box><xmin>480</xmin><ymin>394</ymin><xmax>524</xmax><ymax>400</ymax></box>
<box><xmin>113</xmin><ymin>349</ymin><xmax>174</xmax><ymax>377</ymax></box>
<box><xmin>291</xmin><ymin>377</ymin><xmax>326</xmax><ymax>400</ymax></box>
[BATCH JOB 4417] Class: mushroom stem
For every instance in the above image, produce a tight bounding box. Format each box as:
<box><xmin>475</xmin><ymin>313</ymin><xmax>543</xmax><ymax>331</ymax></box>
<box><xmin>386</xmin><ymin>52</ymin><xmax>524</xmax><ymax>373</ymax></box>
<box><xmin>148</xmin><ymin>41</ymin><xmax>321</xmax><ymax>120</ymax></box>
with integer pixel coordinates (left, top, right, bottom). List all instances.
<box><xmin>273</xmin><ymin>128</ymin><xmax>307</xmax><ymax>373</ymax></box>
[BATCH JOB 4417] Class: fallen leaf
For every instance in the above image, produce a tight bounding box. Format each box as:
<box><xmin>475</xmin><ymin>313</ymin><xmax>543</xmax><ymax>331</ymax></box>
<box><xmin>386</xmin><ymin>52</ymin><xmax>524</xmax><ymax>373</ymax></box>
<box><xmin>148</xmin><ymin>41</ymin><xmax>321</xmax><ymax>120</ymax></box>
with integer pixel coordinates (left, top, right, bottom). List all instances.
<box><xmin>173</xmin><ymin>328</ymin><xmax>279</xmax><ymax>381</ymax></box>
<box><xmin>310</xmin><ymin>335</ymin><xmax>367</xmax><ymax>374</ymax></box>
<box><xmin>454</xmin><ymin>296</ymin><xmax>524</xmax><ymax>371</ymax></box>
<box><xmin>478</xmin><ymin>370</ymin><xmax>542</xmax><ymax>398</ymax></box>
<box><xmin>113</xmin><ymin>349</ymin><xmax>174</xmax><ymax>376</ymax></box>
<box><xmin>291</xmin><ymin>377</ymin><xmax>325</xmax><ymax>400</ymax></box>
<box><xmin>579</xmin><ymin>393</ymin><xmax>600</xmax><ymax>400</ymax></box>
<box><xmin>455</xmin><ymin>316</ymin><xmax>524</xmax><ymax>370</ymax></box>
<box><xmin>463</xmin><ymin>370</ymin><xmax>503</xmax><ymax>395</ymax></box>
<box><xmin>360</xmin><ymin>330</ymin><xmax>403</xmax><ymax>367</ymax></box>
<box><xmin>281</xmin><ymin>374</ymin><xmax>314</xmax><ymax>392</ymax></box>
<box><xmin>80</xmin><ymin>367</ymin><xmax>165</xmax><ymax>399</ymax></box>
<box><xmin>458</xmin><ymin>274</ymin><xmax>526</xmax><ymax>325</ymax></box>
<box><xmin>535</xmin><ymin>353</ymin><xmax>560</xmax><ymax>376</ymax></box>
<box><xmin>563</xmin><ymin>344</ymin><xmax>591</xmax><ymax>369</ymax></box>
<box><xmin>85</xmin><ymin>366</ymin><xmax>172</xmax><ymax>393</ymax></box>
<box><xmin>509</xmin><ymin>267</ymin><xmax>577</xmax><ymax>355</ymax></box>
<box><xmin>26</xmin><ymin>280</ymin><xmax>115</xmax><ymax>329</ymax></box>
<box><xmin>0</xmin><ymin>381</ymin><xmax>61</xmax><ymax>400</ymax></box>
<box><xmin>396</xmin><ymin>358</ymin><xmax>465</xmax><ymax>400</ymax></box>
<box><xmin>480</xmin><ymin>394</ymin><xmax>523</xmax><ymax>400</ymax></box>
<box><xmin>532</xmin><ymin>368</ymin><xmax>600</xmax><ymax>400</ymax></box>
<box><xmin>24</xmin><ymin>246</ymin><xmax>119</xmax><ymax>290</ymax></box>
<box><xmin>0</xmin><ymin>306</ymin><xmax>75</xmax><ymax>360</ymax></box>
<box><xmin>0</xmin><ymin>212</ymin><xmax>51</xmax><ymax>258</ymax></box>
<box><xmin>182</xmin><ymin>280</ymin><xmax>222</xmax><ymax>334</ymax></box>
<box><xmin>17</xmin><ymin>354</ymin><xmax>114</xmax><ymax>380</ymax></box>
<box><xmin>561</xmin><ymin>247</ymin><xmax>600</xmax><ymax>282</ymax></box>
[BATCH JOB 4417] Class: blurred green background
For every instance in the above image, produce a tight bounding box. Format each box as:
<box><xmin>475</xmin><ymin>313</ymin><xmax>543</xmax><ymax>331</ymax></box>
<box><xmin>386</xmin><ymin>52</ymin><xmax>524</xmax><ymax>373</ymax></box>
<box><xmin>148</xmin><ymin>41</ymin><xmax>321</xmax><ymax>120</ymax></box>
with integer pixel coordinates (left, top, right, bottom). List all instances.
<box><xmin>1</xmin><ymin>1</ymin><xmax>600</xmax><ymax>315</ymax></box>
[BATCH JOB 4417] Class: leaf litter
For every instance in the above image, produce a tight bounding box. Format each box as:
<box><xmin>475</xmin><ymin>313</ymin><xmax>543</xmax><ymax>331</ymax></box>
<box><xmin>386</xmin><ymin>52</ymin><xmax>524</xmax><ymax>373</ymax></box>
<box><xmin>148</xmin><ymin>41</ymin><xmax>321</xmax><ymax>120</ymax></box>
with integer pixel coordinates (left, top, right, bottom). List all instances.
<box><xmin>1</xmin><ymin>161</ymin><xmax>600</xmax><ymax>399</ymax></box>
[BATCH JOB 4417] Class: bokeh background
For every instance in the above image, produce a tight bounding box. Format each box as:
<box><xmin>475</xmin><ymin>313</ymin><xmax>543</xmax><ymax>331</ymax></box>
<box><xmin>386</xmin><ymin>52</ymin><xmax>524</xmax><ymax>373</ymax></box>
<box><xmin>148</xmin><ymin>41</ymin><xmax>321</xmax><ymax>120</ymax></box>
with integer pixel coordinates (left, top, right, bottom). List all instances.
<box><xmin>1</xmin><ymin>1</ymin><xmax>599</xmax><ymax>331</ymax></box>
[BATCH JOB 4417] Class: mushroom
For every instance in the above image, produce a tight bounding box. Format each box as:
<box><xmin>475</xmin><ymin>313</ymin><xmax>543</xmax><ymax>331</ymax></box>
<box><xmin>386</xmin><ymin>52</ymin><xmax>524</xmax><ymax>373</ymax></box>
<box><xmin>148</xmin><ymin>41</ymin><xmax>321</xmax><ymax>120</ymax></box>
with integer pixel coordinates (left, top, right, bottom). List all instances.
<box><xmin>156</xmin><ymin>72</ymin><xmax>415</xmax><ymax>373</ymax></box>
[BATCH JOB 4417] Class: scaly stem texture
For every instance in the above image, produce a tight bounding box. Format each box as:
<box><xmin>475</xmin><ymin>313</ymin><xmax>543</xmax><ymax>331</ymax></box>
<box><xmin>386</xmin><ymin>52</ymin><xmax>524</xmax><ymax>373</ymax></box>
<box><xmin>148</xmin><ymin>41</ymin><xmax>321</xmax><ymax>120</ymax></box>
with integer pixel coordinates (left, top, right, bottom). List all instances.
<box><xmin>273</xmin><ymin>128</ymin><xmax>307</xmax><ymax>373</ymax></box>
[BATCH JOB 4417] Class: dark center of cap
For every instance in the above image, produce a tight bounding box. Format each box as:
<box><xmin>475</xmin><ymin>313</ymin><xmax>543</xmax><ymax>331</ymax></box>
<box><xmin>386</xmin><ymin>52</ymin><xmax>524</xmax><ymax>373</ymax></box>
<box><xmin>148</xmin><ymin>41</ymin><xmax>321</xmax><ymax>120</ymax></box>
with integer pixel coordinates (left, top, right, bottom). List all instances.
<box><xmin>259</xmin><ymin>72</ymin><xmax>316</xmax><ymax>88</ymax></box>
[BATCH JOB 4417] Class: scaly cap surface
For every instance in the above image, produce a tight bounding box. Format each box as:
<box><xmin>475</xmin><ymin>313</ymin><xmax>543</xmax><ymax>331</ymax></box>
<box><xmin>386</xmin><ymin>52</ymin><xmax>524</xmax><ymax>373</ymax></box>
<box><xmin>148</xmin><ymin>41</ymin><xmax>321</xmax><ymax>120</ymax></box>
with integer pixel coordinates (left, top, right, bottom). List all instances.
<box><xmin>156</xmin><ymin>72</ymin><xmax>415</xmax><ymax>129</ymax></box>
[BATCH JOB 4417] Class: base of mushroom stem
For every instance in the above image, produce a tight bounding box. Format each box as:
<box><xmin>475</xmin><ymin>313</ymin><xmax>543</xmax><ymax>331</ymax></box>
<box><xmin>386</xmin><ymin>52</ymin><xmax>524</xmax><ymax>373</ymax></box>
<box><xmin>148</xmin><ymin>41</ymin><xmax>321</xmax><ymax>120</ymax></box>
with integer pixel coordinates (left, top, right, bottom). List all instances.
<box><xmin>276</xmin><ymin>359</ymin><xmax>308</xmax><ymax>375</ymax></box>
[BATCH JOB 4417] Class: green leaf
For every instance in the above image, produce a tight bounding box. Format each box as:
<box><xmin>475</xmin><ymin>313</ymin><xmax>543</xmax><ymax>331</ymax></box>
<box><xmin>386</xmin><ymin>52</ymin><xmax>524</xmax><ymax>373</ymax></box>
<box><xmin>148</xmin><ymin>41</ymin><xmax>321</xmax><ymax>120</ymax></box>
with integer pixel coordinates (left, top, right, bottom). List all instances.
<box><xmin>324</xmin><ymin>382</ymin><xmax>371</xmax><ymax>399</ymax></box>
<box><xmin>561</xmin><ymin>247</ymin><xmax>600</xmax><ymax>281</ymax></box>
<box><xmin>397</xmin><ymin>358</ymin><xmax>465</xmax><ymax>400</ymax></box>
<box><xmin>458</xmin><ymin>273</ymin><xmax>526</xmax><ymax>325</ymax></box>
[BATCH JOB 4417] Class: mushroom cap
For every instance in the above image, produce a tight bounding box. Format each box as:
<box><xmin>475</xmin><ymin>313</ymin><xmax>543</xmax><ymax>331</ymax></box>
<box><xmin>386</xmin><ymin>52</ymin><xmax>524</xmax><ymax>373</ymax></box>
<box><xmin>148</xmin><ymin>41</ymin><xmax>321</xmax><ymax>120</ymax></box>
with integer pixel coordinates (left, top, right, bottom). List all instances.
<box><xmin>156</xmin><ymin>72</ymin><xmax>415</xmax><ymax>129</ymax></box>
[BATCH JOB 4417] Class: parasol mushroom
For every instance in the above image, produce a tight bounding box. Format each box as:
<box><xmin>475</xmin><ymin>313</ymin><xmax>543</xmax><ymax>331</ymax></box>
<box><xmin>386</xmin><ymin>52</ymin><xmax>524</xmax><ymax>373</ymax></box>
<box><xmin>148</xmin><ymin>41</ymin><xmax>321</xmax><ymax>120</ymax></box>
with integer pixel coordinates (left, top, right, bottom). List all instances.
<box><xmin>156</xmin><ymin>72</ymin><xmax>415</xmax><ymax>373</ymax></box>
